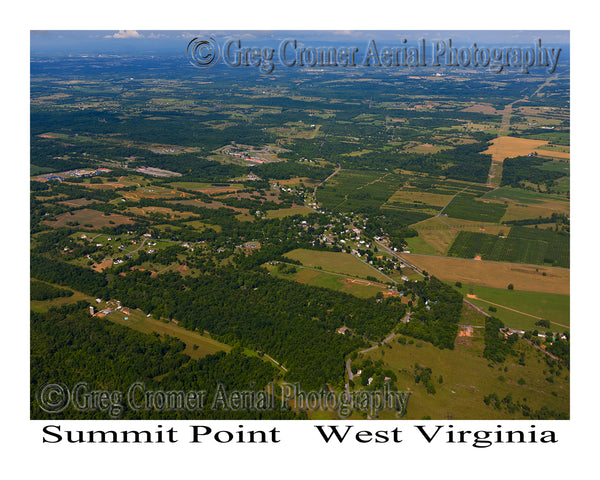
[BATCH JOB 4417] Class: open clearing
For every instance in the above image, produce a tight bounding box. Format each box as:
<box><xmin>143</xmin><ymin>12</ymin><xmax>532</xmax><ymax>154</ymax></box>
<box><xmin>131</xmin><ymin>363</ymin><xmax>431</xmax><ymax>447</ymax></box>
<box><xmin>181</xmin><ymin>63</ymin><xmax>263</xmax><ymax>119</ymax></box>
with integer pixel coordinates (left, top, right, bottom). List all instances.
<box><xmin>58</xmin><ymin>198</ymin><xmax>100</xmax><ymax>208</ymax></box>
<box><xmin>284</xmin><ymin>249</ymin><xmax>390</xmax><ymax>283</ymax></box>
<box><xmin>361</xmin><ymin>332</ymin><xmax>568</xmax><ymax>419</ymax></box>
<box><xmin>106</xmin><ymin>309</ymin><xmax>231</xmax><ymax>360</ymax></box>
<box><xmin>402</xmin><ymin>254</ymin><xmax>569</xmax><ymax>295</ymax></box>
<box><xmin>125</xmin><ymin>206</ymin><xmax>197</xmax><ymax>219</ymax></box>
<box><xmin>266</xmin><ymin>264</ymin><xmax>393</xmax><ymax>299</ymax></box>
<box><xmin>460</xmin><ymin>104</ymin><xmax>500</xmax><ymax>114</ymax></box>
<box><xmin>43</xmin><ymin>208</ymin><xmax>133</xmax><ymax>229</ymax></box>
<box><xmin>30</xmin><ymin>283</ymin><xmax>93</xmax><ymax>313</ymax></box>
<box><xmin>265</xmin><ymin>206</ymin><xmax>314</xmax><ymax>219</ymax></box>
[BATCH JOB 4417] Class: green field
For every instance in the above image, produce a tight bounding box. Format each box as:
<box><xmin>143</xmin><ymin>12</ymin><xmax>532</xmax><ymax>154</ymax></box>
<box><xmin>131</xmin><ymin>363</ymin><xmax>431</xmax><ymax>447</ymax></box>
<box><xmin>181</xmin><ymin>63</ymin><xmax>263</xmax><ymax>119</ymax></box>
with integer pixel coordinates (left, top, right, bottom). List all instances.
<box><xmin>403</xmin><ymin>235</ymin><xmax>439</xmax><ymax>256</ymax></box>
<box><xmin>266</xmin><ymin>263</ymin><xmax>390</xmax><ymax>298</ymax></box>
<box><xmin>443</xmin><ymin>193</ymin><xmax>507</xmax><ymax>223</ymax></box>
<box><xmin>457</xmin><ymin>284</ymin><xmax>569</xmax><ymax>331</ymax></box>
<box><xmin>482</xmin><ymin>186</ymin><xmax>567</xmax><ymax>204</ymax></box>
<box><xmin>360</xmin><ymin>332</ymin><xmax>569</xmax><ymax>419</ymax></box>
<box><xmin>284</xmin><ymin>248</ymin><xmax>391</xmax><ymax>283</ymax></box>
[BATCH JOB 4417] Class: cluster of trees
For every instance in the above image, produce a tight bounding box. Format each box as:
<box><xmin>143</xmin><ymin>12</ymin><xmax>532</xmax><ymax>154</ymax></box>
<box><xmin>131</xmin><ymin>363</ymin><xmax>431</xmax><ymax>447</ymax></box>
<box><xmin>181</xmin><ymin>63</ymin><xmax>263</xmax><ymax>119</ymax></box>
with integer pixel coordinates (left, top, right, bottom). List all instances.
<box><xmin>483</xmin><ymin>317</ymin><xmax>518</xmax><ymax>363</ymax></box>
<box><xmin>396</xmin><ymin>276</ymin><xmax>463</xmax><ymax>349</ymax></box>
<box><xmin>30</xmin><ymin>280</ymin><xmax>73</xmax><ymax>301</ymax></box>
<box><xmin>483</xmin><ymin>392</ymin><xmax>568</xmax><ymax>419</ymax></box>
<box><xmin>414</xmin><ymin>365</ymin><xmax>439</xmax><ymax>395</ymax></box>
<box><xmin>30</xmin><ymin>255</ymin><xmax>107</xmax><ymax>297</ymax></box>
<box><xmin>99</xmin><ymin>266</ymin><xmax>406</xmax><ymax>390</ymax></box>
<box><xmin>31</xmin><ymin>305</ymin><xmax>298</xmax><ymax>420</ymax></box>
<box><xmin>504</xmin><ymin>212</ymin><xmax>569</xmax><ymax>227</ymax></box>
<box><xmin>501</xmin><ymin>156</ymin><xmax>565</xmax><ymax>189</ymax></box>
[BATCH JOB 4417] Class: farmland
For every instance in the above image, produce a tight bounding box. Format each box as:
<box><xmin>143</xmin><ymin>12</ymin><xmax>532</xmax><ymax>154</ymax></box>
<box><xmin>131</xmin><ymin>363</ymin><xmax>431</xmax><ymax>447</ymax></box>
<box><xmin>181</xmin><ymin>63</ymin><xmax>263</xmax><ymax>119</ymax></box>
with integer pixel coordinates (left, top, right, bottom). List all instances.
<box><xmin>447</xmin><ymin>226</ymin><xmax>569</xmax><ymax>268</ymax></box>
<box><xmin>483</xmin><ymin>136</ymin><xmax>551</xmax><ymax>162</ymax></box>
<box><xmin>442</xmin><ymin>192</ymin><xmax>507</xmax><ymax>223</ymax></box>
<box><xmin>401</xmin><ymin>254</ymin><xmax>569</xmax><ymax>295</ymax></box>
<box><xmin>457</xmin><ymin>283</ymin><xmax>570</xmax><ymax>331</ymax></box>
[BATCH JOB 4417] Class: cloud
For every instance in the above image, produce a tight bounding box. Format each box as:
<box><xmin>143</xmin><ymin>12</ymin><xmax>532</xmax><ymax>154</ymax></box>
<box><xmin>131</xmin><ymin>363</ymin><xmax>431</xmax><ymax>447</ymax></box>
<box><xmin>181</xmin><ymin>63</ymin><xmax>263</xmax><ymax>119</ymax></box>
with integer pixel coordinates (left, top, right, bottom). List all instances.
<box><xmin>105</xmin><ymin>30</ymin><xmax>143</xmax><ymax>39</ymax></box>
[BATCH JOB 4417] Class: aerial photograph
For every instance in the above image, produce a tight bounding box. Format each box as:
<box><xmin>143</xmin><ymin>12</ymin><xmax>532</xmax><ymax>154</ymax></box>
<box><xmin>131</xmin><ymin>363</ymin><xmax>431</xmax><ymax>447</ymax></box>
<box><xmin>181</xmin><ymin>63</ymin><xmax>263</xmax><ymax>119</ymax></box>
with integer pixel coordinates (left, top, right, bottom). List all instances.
<box><xmin>30</xmin><ymin>30</ymin><xmax>570</xmax><ymax>421</ymax></box>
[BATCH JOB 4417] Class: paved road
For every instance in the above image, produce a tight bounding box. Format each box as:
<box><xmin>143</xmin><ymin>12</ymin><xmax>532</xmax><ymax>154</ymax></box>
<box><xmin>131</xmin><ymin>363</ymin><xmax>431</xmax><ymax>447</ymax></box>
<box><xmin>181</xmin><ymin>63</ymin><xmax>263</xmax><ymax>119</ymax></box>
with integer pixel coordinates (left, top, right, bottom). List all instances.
<box><xmin>374</xmin><ymin>240</ymin><xmax>425</xmax><ymax>277</ymax></box>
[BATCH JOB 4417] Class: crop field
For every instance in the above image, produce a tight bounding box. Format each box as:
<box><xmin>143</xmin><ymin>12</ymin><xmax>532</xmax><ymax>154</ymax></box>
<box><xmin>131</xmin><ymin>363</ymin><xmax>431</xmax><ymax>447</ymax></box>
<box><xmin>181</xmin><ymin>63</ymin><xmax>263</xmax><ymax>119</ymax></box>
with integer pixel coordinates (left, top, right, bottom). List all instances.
<box><xmin>43</xmin><ymin>208</ymin><xmax>133</xmax><ymax>229</ymax></box>
<box><xmin>385</xmin><ymin>189</ymin><xmax>453</xmax><ymax>210</ymax></box>
<box><xmin>483</xmin><ymin>136</ymin><xmax>549</xmax><ymax>162</ymax></box>
<box><xmin>442</xmin><ymin>193</ymin><xmax>507</xmax><ymax>223</ymax></box>
<box><xmin>401</xmin><ymin>254</ymin><xmax>569</xmax><ymax>295</ymax></box>
<box><xmin>361</xmin><ymin>333</ymin><xmax>568</xmax><ymax>420</ymax></box>
<box><xmin>284</xmin><ymin>249</ymin><xmax>390</xmax><ymax>283</ymax></box>
<box><xmin>265</xmin><ymin>206</ymin><xmax>314</xmax><ymax>219</ymax></box>
<box><xmin>382</xmin><ymin>189</ymin><xmax>450</xmax><ymax>219</ymax></box>
<box><xmin>439</xmin><ymin>217</ymin><xmax>511</xmax><ymax>235</ymax></box>
<box><xmin>502</xmin><ymin>199</ymin><xmax>570</xmax><ymax>220</ymax></box>
<box><xmin>458</xmin><ymin>284</ymin><xmax>569</xmax><ymax>331</ymax></box>
<box><xmin>483</xmin><ymin>186</ymin><xmax>563</xmax><ymax>204</ymax></box>
<box><xmin>447</xmin><ymin>226</ymin><xmax>569</xmax><ymax>268</ymax></box>
<box><xmin>317</xmin><ymin>169</ymin><xmax>404</xmax><ymax>214</ymax></box>
<box><xmin>106</xmin><ymin>309</ymin><xmax>231</xmax><ymax>360</ymax></box>
<box><xmin>481</xmin><ymin>187</ymin><xmax>569</xmax><ymax>222</ymax></box>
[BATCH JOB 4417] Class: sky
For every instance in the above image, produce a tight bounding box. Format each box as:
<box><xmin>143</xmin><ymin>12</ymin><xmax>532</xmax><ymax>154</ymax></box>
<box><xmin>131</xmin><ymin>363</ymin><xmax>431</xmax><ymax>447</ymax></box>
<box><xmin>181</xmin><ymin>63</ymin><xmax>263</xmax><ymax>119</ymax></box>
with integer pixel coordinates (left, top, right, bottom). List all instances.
<box><xmin>30</xmin><ymin>30</ymin><xmax>569</xmax><ymax>56</ymax></box>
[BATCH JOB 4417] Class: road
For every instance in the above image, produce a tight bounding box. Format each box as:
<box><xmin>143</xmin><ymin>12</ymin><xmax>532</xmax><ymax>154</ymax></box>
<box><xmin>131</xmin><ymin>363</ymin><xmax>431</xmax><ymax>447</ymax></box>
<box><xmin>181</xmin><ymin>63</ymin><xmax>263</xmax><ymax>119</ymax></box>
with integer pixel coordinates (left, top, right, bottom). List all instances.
<box><xmin>312</xmin><ymin>163</ymin><xmax>341</xmax><ymax>201</ymax></box>
<box><xmin>263</xmin><ymin>353</ymin><xmax>288</xmax><ymax>372</ymax></box>
<box><xmin>488</xmin><ymin>76</ymin><xmax>557</xmax><ymax>185</ymax></box>
<box><xmin>374</xmin><ymin>239</ymin><xmax>426</xmax><ymax>277</ymax></box>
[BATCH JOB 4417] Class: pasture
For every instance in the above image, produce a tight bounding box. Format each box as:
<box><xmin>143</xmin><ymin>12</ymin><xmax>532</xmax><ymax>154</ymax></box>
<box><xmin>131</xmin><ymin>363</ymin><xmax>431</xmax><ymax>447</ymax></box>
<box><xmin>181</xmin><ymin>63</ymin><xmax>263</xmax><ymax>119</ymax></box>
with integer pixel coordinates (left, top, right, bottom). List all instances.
<box><xmin>361</xmin><ymin>333</ymin><xmax>569</xmax><ymax>419</ymax></box>
<box><xmin>266</xmin><ymin>264</ymin><xmax>393</xmax><ymax>299</ymax></box>
<box><xmin>457</xmin><ymin>284</ymin><xmax>570</xmax><ymax>331</ymax></box>
<box><xmin>284</xmin><ymin>249</ymin><xmax>391</xmax><ymax>283</ymax></box>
